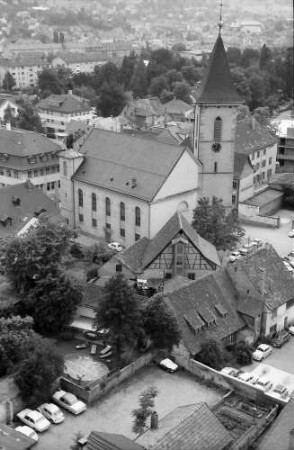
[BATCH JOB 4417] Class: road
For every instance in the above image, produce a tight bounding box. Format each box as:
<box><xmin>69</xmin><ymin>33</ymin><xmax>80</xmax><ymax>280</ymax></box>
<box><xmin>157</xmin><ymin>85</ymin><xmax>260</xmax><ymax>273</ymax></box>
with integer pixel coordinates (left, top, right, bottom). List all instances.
<box><xmin>242</xmin><ymin>208</ymin><xmax>294</xmax><ymax>257</ymax></box>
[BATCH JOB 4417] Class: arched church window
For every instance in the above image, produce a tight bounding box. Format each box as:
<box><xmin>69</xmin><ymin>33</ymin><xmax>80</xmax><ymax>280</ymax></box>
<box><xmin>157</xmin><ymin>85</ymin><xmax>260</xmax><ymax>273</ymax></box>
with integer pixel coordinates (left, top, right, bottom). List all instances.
<box><xmin>214</xmin><ymin>117</ymin><xmax>222</xmax><ymax>142</ymax></box>
<box><xmin>105</xmin><ymin>197</ymin><xmax>111</xmax><ymax>216</ymax></box>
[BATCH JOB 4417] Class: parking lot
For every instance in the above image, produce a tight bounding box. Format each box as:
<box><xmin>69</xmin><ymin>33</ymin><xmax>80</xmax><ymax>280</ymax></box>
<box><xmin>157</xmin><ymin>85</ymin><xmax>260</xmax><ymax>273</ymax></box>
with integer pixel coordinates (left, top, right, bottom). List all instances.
<box><xmin>34</xmin><ymin>366</ymin><xmax>223</xmax><ymax>450</ymax></box>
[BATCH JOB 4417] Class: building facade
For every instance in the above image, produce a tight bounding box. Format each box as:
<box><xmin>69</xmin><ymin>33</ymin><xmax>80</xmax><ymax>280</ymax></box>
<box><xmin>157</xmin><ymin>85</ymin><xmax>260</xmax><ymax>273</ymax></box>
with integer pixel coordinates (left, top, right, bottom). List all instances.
<box><xmin>272</xmin><ymin>110</ymin><xmax>294</xmax><ymax>173</ymax></box>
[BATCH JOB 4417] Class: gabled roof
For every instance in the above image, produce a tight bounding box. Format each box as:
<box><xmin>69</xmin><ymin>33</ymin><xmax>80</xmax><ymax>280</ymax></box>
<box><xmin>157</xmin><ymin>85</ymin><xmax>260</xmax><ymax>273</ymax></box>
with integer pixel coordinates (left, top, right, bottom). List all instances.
<box><xmin>197</xmin><ymin>35</ymin><xmax>243</xmax><ymax>105</ymax></box>
<box><xmin>164</xmin><ymin>98</ymin><xmax>191</xmax><ymax>115</ymax></box>
<box><xmin>234</xmin><ymin>152</ymin><xmax>254</xmax><ymax>180</ymax></box>
<box><xmin>87</xmin><ymin>431</ymin><xmax>144</xmax><ymax>450</ymax></box>
<box><xmin>0</xmin><ymin>181</ymin><xmax>61</xmax><ymax>238</ymax></box>
<box><xmin>165</xmin><ymin>269</ymin><xmax>245</xmax><ymax>355</ymax></box>
<box><xmin>116</xmin><ymin>212</ymin><xmax>220</xmax><ymax>273</ymax></box>
<box><xmin>228</xmin><ymin>245</ymin><xmax>294</xmax><ymax>310</ymax></box>
<box><xmin>136</xmin><ymin>403</ymin><xmax>233</xmax><ymax>450</ymax></box>
<box><xmin>37</xmin><ymin>93</ymin><xmax>91</xmax><ymax>114</ymax></box>
<box><xmin>235</xmin><ymin>117</ymin><xmax>278</xmax><ymax>155</ymax></box>
<box><xmin>73</xmin><ymin>129</ymin><xmax>187</xmax><ymax>201</ymax></box>
<box><xmin>0</xmin><ymin>128</ymin><xmax>60</xmax><ymax>157</ymax></box>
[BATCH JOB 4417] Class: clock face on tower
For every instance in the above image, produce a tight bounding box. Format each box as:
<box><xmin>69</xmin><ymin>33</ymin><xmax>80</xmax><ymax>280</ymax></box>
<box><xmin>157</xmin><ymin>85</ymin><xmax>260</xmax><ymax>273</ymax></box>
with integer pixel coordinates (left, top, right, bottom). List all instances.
<box><xmin>212</xmin><ymin>142</ymin><xmax>222</xmax><ymax>152</ymax></box>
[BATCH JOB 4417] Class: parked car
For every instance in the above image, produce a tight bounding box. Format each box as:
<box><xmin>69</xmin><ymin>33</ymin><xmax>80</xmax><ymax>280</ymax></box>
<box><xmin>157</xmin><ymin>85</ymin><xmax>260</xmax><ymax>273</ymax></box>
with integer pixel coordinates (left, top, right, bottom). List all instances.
<box><xmin>16</xmin><ymin>409</ymin><xmax>50</xmax><ymax>432</ymax></box>
<box><xmin>272</xmin><ymin>330</ymin><xmax>290</xmax><ymax>348</ymax></box>
<box><xmin>99</xmin><ymin>345</ymin><xmax>112</xmax><ymax>359</ymax></box>
<box><xmin>252</xmin><ymin>344</ymin><xmax>272</xmax><ymax>361</ymax></box>
<box><xmin>75</xmin><ymin>342</ymin><xmax>89</xmax><ymax>350</ymax></box>
<box><xmin>288</xmin><ymin>229</ymin><xmax>294</xmax><ymax>238</ymax></box>
<box><xmin>220</xmin><ymin>367</ymin><xmax>240</xmax><ymax>377</ymax></box>
<box><xmin>159</xmin><ymin>358</ymin><xmax>178</xmax><ymax>373</ymax></box>
<box><xmin>255</xmin><ymin>377</ymin><xmax>273</xmax><ymax>392</ymax></box>
<box><xmin>37</xmin><ymin>403</ymin><xmax>64</xmax><ymax>424</ymax></box>
<box><xmin>252</xmin><ymin>238</ymin><xmax>263</xmax><ymax>247</ymax></box>
<box><xmin>288</xmin><ymin>325</ymin><xmax>294</xmax><ymax>335</ymax></box>
<box><xmin>96</xmin><ymin>327</ymin><xmax>110</xmax><ymax>336</ymax></box>
<box><xmin>283</xmin><ymin>261</ymin><xmax>294</xmax><ymax>272</ymax></box>
<box><xmin>239</xmin><ymin>247</ymin><xmax>249</xmax><ymax>256</ymax></box>
<box><xmin>108</xmin><ymin>242</ymin><xmax>124</xmax><ymax>252</ymax></box>
<box><xmin>15</xmin><ymin>425</ymin><xmax>38</xmax><ymax>442</ymax></box>
<box><xmin>229</xmin><ymin>251</ymin><xmax>241</xmax><ymax>262</ymax></box>
<box><xmin>52</xmin><ymin>390</ymin><xmax>86</xmax><ymax>415</ymax></box>
<box><xmin>84</xmin><ymin>330</ymin><xmax>98</xmax><ymax>340</ymax></box>
<box><xmin>238</xmin><ymin>372</ymin><xmax>258</xmax><ymax>384</ymax></box>
<box><xmin>273</xmin><ymin>384</ymin><xmax>289</xmax><ymax>397</ymax></box>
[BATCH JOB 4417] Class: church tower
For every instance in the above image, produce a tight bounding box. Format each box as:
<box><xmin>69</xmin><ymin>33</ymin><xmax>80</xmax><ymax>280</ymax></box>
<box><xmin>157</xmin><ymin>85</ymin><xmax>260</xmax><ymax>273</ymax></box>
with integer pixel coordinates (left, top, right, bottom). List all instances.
<box><xmin>194</xmin><ymin>18</ymin><xmax>243</xmax><ymax>207</ymax></box>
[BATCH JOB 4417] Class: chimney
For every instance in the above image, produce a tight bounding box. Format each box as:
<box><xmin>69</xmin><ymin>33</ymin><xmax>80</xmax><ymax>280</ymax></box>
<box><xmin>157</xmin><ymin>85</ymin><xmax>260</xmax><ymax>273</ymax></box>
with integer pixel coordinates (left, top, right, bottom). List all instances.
<box><xmin>131</xmin><ymin>177</ymin><xmax>137</xmax><ymax>188</ymax></box>
<box><xmin>288</xmin><ymin>428</ymin><xmax>294</xmax><ymax>450</ymax></box>
<box><xmin>6</xmin><ymin>122</ymin><xmax>11</xmax><ymax>131</ymax></box>
<box><xmin>77</xmin><ymin>437</ymin><xmax>88</xmax><ymax>449</ymax></box>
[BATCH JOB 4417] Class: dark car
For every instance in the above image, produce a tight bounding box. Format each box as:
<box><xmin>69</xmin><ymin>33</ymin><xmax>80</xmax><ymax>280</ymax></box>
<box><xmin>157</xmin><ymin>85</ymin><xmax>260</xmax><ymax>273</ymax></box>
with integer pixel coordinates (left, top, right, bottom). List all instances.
<box><xmin>272</xmin><ymin>330</ymin><xmax>290</xmax><ymax>348</ymax></box>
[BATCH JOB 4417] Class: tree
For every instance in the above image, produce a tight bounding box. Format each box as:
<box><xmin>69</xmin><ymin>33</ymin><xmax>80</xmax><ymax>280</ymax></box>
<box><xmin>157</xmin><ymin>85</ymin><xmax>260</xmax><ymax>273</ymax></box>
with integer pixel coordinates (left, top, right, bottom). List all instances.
<box><xmin>2</xmin><ymin>71</ymin><xmax>16</xmax><ymax>91</ymax></box>
<box><xmin>25</xmin><ymin>271</ymin><xmax>82</xmax><ymax>334</ymax></box>
<box><xmin>173</xmin><ymin>81</ymin><xmax>191</xmax><ymax>104</ymax></box>
<box><xmin>192</xmin><ymin>197</ymin><xmax>245</xmax><ymax>251</ymax></box>
<box><xmin>149</xmin><ymin>75</ymin><xmax>169</xmax><ymax>98</ymax></box>
<box><xmin>233</xmin><ymin>341</ymin><xmax>252</xmax><ymax>366</ymax></box>
<box><xmin>120</xmin><ymin>52</ymin><xmax>138</xmax><ymax>90</ymax></box>
<box><xmin>15</xmin><ymin>100</ymin><xmax>43</xmax><ymax>132</ymax></box>
<box><xmin>38</xmin><ymin>68</ymin><xmax>63</xmax><ymax>96</ymax></box>
<box><xmin>253</xmin><ymin>106</ymin><xmax>270</xmax><ymax>126</ymax></box>
<box><xmin>142</xmin><ymin>295</ymin><xmax>181</xmax><ymax>350</ymax></box>
<box><xmin>259</xmin><ymin>44</ymin><xmax>272</xmax><ymax>71</ymax></box>
<box><xmin>130</xmin><ymin>57</ymin><xmax>148</xmax><ymax>98</ymax></box>
<box><xmin>96</xmin><ymin>274</ymin><xmax>142</xmax><ymax>357</ymax></box>
<box><xmin>132</xmin><ymin>386</ymin><xmax>158</xmax><ymax>435</ymax></box>
<box><xmin>14</xmin><ymin>336</ymin><xmax>63</xmax><ymax>405</ymax></box>
<box><xmin>196</xmin><ymin>340</ymin><xmax>224</xmax><ymax>370</ymax></box>
<box><xmin>96</xmin><ymin>82</ymin><xmax>126</xmax><ymax>117</ymax></box>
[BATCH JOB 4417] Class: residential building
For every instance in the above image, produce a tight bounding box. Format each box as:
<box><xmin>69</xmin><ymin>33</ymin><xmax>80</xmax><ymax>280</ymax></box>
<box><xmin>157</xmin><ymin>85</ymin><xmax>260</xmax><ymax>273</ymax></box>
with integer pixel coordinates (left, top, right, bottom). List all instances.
<box><xmin>136</xmin><ymin>403</ymin><xmax>233</xmax><ymax>450</ymax></box>
<box><xmin>2</xmin><ymin>55</ymin><xmax>49</xmax><ymax>89</ymax></box>
<box><xmin>233</xmin><ymin>152</ymin><xmax>254</xmax><ymax>206</ymax></box>
<box><xmin>51</xmin><ymin>52</ymin><xmax>109</xmax><ymax>74</ymax></box>
<box><xmin>59</xmin><ymin>129</ymin><xmax>199</xmax><ymax>247</ymax></box>
<box><xmin>227</xmin><ymin>244</ymin><xmax>294</xmax><ymax>337</ymax></box>
<box><xmin>0</xmin><ymin>127</ymin><xmax>62</xmax><ymax>196</ymax></box>
<box><xmin>164</xmin><ymin>98</ymin><xmax>191</xmax><ymax>122</ymax></box>
<box><xmin>235</xmin><ymin>117</ymin><xmax>278</xmax><ymax>190</ymax></box>
<box><xmin>0</xmin><ymin>96</ymin><xmax>19</xmax><ymax>124</ymax></box>
<box><xmin>0</xmin><ymin>181</ymin><xmax>61</xmax><ymax>238</ymax></box>
<box><xmin>99</xmin><ymin>212</ymin><xmax>220</xmax><ymax>286</ymax></box>
<box><xmin>121</xmin><ymin>97</ymin><xmax>166</xmax><ymax>129</ymax></box>
<box><xmin>193</xmin><ymin>34</ymin><xmax>243</xmax><ymax>207</ymax></box>
<box><xmin>271</xmin><ymin>110</ymin><xmax>294</xmax><ymax>173</ymax></box>
<box><xmin>37</xmin><ymin>92</ymin><xmax>93</xmax><ymax>141</ymax></box>
<box><xmin>166</xmin><ymin>269</ymin><xmax>246</xmax><ymax>357</ymax></box>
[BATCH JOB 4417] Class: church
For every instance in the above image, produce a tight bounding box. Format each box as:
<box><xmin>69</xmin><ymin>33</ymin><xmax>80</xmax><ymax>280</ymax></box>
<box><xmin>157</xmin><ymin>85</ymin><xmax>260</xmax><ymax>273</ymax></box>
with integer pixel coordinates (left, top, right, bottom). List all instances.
<box><xmin>59</xmin><ymin>32</ymin><xmax>243</xmax><ymax>248</ymax></box>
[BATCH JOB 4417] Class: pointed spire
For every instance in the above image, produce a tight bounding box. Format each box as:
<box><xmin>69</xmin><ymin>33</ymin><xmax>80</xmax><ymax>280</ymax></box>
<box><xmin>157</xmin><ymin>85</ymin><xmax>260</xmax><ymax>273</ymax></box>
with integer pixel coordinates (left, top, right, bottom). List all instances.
<box><xmin>218</xmin><ymin>0</ymin><xmax>223</xmax><ymax>36</ymax></box>
<box><xmin>197</xmin><ymin>35</ymin><xmax>243</xmax><ymax>105</ymax></box>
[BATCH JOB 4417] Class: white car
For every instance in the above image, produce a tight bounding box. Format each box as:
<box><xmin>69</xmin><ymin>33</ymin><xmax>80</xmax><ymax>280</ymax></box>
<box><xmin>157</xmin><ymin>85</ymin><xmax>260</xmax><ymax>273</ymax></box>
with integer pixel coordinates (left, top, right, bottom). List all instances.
<box><xmin>288</xmin><ymin>325</ymin><xmax>294</xmax><ymax>335</ymax></box>
<box><xmin>239</xmin><ymin>247</ymin><xmax>249</xmax><ymax>256</ymax></box>
<box><xmin>221</xmin><ymin>367</ymin><xmax>240</xmax><ymax>377</ymax></box>
<box><xmin>229</xmin><ymin>251</ymin><xmax>241</xmax><ymax>262</ymax></box>
<box><xmin>238</xmin><ymin>372</ymin><xmax>258</xmax><ymax>384</ymax></box>
<box><xmin>108</xmin><ymin>242</ymin><xmax>124</xmax><ymax>252</ymax></box>
<box><xmin>273</xmin><ymin>384</ymin><xmax>289</xmax><ymax>397</ymax></box>
<box><xmin>283</xmin><ymin>261</ymin><xmax>294</xmax><ymax>272</ymax></box>
<box><xmin>52</xmin><ymin>390</ymin><xmax>87</xmax><ymax>415</ymax></box>
<box><xmin>252</xmin><ymin>343</ymin><xmax>272</xmax><ymax>361</ymax></box>
<box><xmin>37</xmin><ymin>403</ymin><xmax>64</xmax><ymax>424</ymax></box>
<box><xmin>255</xmin><ymin>377</ymin><xmax>273</xmax><ymax>391</ymax></box>
<box><xmin>159</xmin><ymin>358</ymin><xmax>178</xmax><ymax>373</ymax></box>
<box><xmin>289</xmin><ymin>230</ymin><xmax>294</xmax><ymax>238</ymax></box>
<box><xmin>16</xmin><ymin>409</ymin><xmax>50</xmax><ymax>432</ymax></box>
<box><xmin>15</xmin><ymin>425</ymin><xmax>39</xmax><ymax>442</ymax></box>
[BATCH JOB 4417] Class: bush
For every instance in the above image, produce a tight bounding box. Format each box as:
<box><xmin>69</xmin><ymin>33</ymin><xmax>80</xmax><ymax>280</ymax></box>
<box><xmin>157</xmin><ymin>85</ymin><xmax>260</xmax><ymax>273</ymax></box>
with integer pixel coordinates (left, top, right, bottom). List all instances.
<box><xmin>196</xmin><ymin>340</ymin><xmax>225</xmax><ymax>370</ymax></box>
<box><xmin>233</xmin><ymin>341</ymin><xmax>252</xmax><ymax>366</ymax></box>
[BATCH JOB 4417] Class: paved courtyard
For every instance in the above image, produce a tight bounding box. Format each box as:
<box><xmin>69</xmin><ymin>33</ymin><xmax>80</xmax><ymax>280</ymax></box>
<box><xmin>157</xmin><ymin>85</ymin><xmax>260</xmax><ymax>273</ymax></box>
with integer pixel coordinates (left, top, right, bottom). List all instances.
<box><xmin>34</xmin><ymin>366</ymin><xmax>222</xmax><ymax>450</ymax></box>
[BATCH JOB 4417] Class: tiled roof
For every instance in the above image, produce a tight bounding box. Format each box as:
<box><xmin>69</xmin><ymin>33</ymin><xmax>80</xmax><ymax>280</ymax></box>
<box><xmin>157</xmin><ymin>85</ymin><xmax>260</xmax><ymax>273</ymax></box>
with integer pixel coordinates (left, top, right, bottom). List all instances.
<box><xmin>0</xmin><ymin>128</ymin><xmax>60</xmax><ymax>157</ymax></box>
<box><xmin>37</xmin><ymin>93</ymin><xmax>91</xmax><ymax>114</ymax></box>
<box><xmin>229</xmin><ymin>245</ymin><xmax>294</xmax><ymax>310</ymax></box>
<box><xmin>87</xmin><ymin>431</ymin><xmax>144</xmax><ymax>450</ymax></box>
<box><xmin>234</xmin><ymin>152</ymin><xmax>254</xmax><ymax>179</ymax></box>
<box><xmin>8</xmin><ymin>55</ymin><xmax>49</xmax><ymax>68</ymax></box>
<box><xmin>116</xmin><ymin>212</ymin><xmax>220</xmax><ymax>273</ymax></box>
<box><xmin>237</xmin><ymin>295</ymin><xmax>264</xmax><ymax>317</ymax></box>
<box><xmin>235</xmin><ymin>118</ymin><xmax>278</xmax><ymax>155</ymax></box>
<box><xmin>54</xmin><ymin>51</ymin><xmax>109</xmax><ymax>64</ymax></box>
<box><xmin>133</xmin><ymin>97</ymin><xmax>165</xmax><ymax>117</ymax></box>
<box><xmin>165</xmin><ymin>269</ymin><xmax>245</xmax><ymax>355</ymax></box>
<box><xmin>197</xmin><ymin>35</ymin><xmax>243</xmax><ymax>105</ymax></box>
<box><xmin>0</xmin><ymin>423</ymin><xmax>36</xmax><ymax>450</ymax></box>
<box><xmin>0</xmin><ymin>181</ymin><xmax>61</xmax><ymax>238</ymax></box>
<box><xmin>164</xmin><ymin>98</ymin><xmax>191</xmax><ymax>115</ymax></box>
<box><xmin>136</xmin><ymin>403</ymin><xmax>233</xmax><ymax>450</ymax></box>
<box><xmin>73</xmin><ymin>129</ymin><xmax>186</xmax><ymax>201</ymax></box>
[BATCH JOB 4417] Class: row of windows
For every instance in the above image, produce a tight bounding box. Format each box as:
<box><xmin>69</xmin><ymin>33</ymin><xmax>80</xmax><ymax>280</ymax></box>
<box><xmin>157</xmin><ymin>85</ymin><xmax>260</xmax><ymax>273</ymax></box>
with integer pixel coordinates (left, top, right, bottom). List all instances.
<box><xmin>35</xmin><ymin>181</ymin><xmax>60</xmax><ymax>190</ymax></box>
<box><xmin>27</xmin><ymin>166</ymin><xmax>60</xmax><ymax>178</ymax></box>
<box><xmin>253</xmin><ymin>149</ymin><xmax>267</xmax><ymax>160</ymax></box>
<box><xmin>78</xmin><ymin>214</ymin><xmax>141</xmax><ymax>241</ymax></box>
<box><xmin>78</xmin><ymin>190</ymin><xmax>141</xmax><ymax>226</ymax></box>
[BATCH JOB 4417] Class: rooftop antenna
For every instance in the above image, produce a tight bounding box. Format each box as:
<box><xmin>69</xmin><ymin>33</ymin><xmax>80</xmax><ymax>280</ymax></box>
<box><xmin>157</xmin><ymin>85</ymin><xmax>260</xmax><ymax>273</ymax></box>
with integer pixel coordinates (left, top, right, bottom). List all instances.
<box><xmin>218</xmin><ymin>0</ymin><xmax>223</xmax><ymax>36</ymax></box>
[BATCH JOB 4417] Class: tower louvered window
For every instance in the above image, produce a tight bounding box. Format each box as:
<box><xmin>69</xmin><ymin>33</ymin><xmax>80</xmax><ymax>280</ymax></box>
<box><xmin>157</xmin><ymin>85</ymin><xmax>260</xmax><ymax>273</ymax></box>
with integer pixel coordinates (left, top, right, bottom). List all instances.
<box><xmin>214</xmin><ymin>117</ymin><xmax>222</xmax><ymax>142</ymax></box>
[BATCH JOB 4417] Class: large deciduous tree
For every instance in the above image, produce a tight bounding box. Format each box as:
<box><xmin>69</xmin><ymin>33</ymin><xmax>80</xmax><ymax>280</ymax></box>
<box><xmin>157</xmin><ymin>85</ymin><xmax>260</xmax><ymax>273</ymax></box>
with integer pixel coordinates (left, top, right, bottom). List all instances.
<box><xmin>196</xmin><ymin>340</ymin><xmax>224</xmax><ymax>370</ymax></box>
<box><xmin>132</xmin><ymin>386</ymin><xmax>158</xmax><ymax>435</ymax></box>
<box><xmin>192</xmin><ymin>197</ymin><xmax>244</xmax><ymax>251</ymax></box>
<box><xmin>2</xmin><ymin>71</ymin><xmax>16</xmax><ymax>91</ymax></box>
<box><xmin>96</xmin><ymin>82</ymin><xmax>126</xmax><ymax>117</ymax></box>
<box><xmin>96</xmin><ymin>274</ymin><xmax>142</xmax><ymax>356</ymax></box>
<box><xmin>38</xmin><ymin>68</ymin><xmax>64</xmax><ymax>97</ymax></box>
<box><xmin>142</xmin><ymin>295</ymin><xmax>181</xmax><ymax>350</ymax></box>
